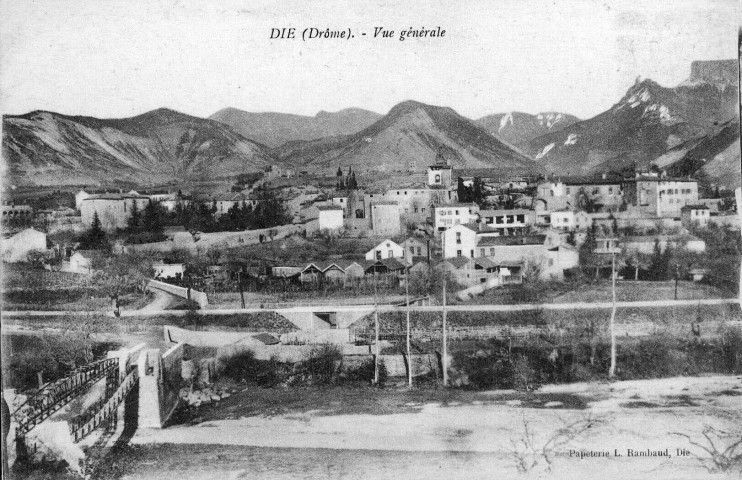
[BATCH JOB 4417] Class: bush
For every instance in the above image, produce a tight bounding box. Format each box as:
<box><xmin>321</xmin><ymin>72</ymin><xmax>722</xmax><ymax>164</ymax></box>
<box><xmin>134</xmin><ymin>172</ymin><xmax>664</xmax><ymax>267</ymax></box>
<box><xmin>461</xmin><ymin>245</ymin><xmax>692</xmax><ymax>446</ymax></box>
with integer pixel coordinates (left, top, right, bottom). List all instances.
<box><xmin>342</xmin><ymin>357</ymin><xmax>388</xmax><ymax>386</ymax></box>
<box><xmin>222</xmin><ymin>350</ymin><xmax>283</xmax><ymax>387</ymax></box>
<box><xmin>511</xmin><ymin>355</ymin><xmax>540</xmax><ymax>391</ymax></box>
<box><xmin>298</xmin><ymin>344</ymin><xmax>343</xmax><ymax>385</ymax></box>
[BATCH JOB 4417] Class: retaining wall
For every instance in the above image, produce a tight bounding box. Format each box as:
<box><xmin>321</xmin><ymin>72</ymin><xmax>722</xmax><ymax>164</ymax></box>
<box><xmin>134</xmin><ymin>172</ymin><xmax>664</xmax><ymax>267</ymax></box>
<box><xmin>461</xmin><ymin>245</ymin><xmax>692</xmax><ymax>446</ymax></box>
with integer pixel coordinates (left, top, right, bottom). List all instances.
<box><xmin>148</xmin><ymin>279</ymin><xmax>208</xmax><ymax>308</ymax></box>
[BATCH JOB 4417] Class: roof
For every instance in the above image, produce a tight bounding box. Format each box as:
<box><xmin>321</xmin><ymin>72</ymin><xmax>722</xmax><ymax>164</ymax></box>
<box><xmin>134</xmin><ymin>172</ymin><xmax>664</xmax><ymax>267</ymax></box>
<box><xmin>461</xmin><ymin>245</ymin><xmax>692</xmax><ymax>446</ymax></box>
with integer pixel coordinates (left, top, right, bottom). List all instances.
<box><xmin>380</xmin><ymin>257</ymin><xmax>407</xmax><ymax>270</ymax></box>
<box><xmin>478</xmin><ymin>209</ymin><xmax>532</xmax><ymax>217</ymax></box>
<box><xmin>476</xmin><ymin>235</ymin><xmax>546</xmax><ymax>247</ymax></box>
<box><xmin>370</xmin><ymin>239</ymin><xmax>402</xmax><ymax>250</ymax></box>
<box><xmin>681</xmin><ymin>205</ymin><xmax>710</xmax><ymax>210</ymax></box>
<box><xmin>540</xmin><ymin>176</ymin><xmax>623</xmax><ymax>186</ymax></box>
<box><xmin>370</xmin><ymin>201</ymin><xmax>400</xmax><ymax>206</ymax></box>
<box><xmin>472</xmin><ymin>257</ymin><xmax>497</xmax><ymax>269</ymax></box>
<box><xmin>403</xmin><ymin>237</ymin><xmax>427</xmax><ymax>246</ymax></box>
<box><xmin>84</xmin><ymin>194</ymin><xmax>145</xmax><ymax>201</ymax></box>
<box><xmin>442</xmin><ymin>256</ymin><xmax>472</xmax><ymax>269</ymax></box>
<box><xmin>436</xmin><ymin>202</ymin><xmax>478</xmax><ymax>208</ymax></box>
<box><xmin>315</xmin><ymin>205</ymin><xmax>343</xmax><ymax>211</ymax></box>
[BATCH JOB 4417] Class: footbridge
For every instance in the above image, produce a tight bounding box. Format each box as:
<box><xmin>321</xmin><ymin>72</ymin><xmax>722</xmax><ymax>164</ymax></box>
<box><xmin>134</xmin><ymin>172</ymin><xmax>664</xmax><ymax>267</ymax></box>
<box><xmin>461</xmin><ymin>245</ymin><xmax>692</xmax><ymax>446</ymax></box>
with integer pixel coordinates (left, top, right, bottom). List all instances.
<box><xmin>9</xmin><ymin>342</ymin><xmax>185</xmax><ymax>474</ymax></box>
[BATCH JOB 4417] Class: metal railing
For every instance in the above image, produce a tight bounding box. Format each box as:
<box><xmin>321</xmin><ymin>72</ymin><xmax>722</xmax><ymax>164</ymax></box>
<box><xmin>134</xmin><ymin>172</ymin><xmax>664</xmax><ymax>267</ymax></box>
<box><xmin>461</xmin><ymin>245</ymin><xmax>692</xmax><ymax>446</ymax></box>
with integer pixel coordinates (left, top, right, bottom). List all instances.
<box><xmin>70</xmin><ymin>369</ymin><xmax>138</xmax><ymax>443</ymax></box>
<box><xmin>12</xmin><ymin>358</ymin><xmax>119</xmax><ymax>436</ymax></box>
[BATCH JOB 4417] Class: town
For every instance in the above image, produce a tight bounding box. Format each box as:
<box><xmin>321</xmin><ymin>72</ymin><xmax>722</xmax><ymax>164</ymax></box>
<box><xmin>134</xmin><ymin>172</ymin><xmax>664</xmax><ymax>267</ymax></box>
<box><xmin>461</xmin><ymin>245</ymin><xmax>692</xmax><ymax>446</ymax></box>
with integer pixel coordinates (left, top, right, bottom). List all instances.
<box><xmin>1</xmin><ymin>1</ymin><xmax>741</xmax><ymax>478</ymax></box>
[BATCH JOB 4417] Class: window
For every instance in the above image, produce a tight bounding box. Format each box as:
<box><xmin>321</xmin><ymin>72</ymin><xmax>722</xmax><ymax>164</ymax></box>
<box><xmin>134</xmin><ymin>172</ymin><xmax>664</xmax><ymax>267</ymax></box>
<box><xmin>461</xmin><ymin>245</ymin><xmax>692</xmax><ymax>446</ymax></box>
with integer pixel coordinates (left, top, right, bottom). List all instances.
<box><xmin>456</xmin><ymin>232</ymin><xmax>461</xmax><ymax>244</ymax></box>
<box><xmin>548</xmin><ymin>259</ymin><xmax>554</xmax><ymax>266</ymax></box>
<box><xmin>517</xmin><ymin>214</ymin><xmax>525</xmax><ymax>223</ymax></box>
<box><xmin>376</xmin><ymin>251</ymin><xmax>381</xmax><ymax>260</ymax></box>
<box><xmin>470</xmin><ymin>250</ymin><xmax>474</xmax><ymax>257</ymax></box>
<box><xmin>455</xmin><ymin>210</ymin><xmax>459</xmax><ymax>215</ymax></box>
<box><xmin>388</xmin><ymin>250</ymin><xmax>394</xmax><ymax>258</ymax></box>
<box><xmin>421</xmin><ymin>208</ymin><xmax>426</xmax><ymax>213</ymax></box>
<box><xmin>435</xmin><ymin>175</ymin><xmax>441</xmax><ymax>183</ymax></box>
<box><xmin>566</xmin><ymin>188</ymin><xmax>571</xmax><ymax>195</ymax></box>
<box><xmin>480</xmin><ymin>248</ymin><xmax>485</xmax><ymax>257</ymax></box>
<box><xmin>490</xmin><ymin>248</ymin><xmax>495</xmax><ymax>256</ymax></box>
<box><xmin>414</xmin><ymin>207</ymin><xmax>418</xmax><ymax>213</ymax></box>
<box><xmin>457</xmin><ymin>250</ymin><xmax>462</xmax><ymax>257</ymax></box>
<box><xmin>417</xmin><ymin>247</ymin><xmax>422</xmax><ymax>255</ymax></box>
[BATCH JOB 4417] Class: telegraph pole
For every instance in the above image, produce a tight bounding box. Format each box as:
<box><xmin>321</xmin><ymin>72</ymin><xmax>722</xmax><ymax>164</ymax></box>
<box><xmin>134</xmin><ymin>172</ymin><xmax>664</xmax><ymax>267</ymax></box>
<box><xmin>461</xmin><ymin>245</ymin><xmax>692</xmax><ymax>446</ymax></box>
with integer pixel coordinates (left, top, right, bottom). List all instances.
<box><xmin>405</xmin><ymin>263</ymin><xmax>412</xmax><ymax>388</ymax></box>
<box><xmin>374</xmin><ymin>273</ymin><xmax>380</xmax><ymax>385</ymax></box>
<box><xmin>608</xmin><ymin>250</ymin><xmax>617</xmax><ymax>378</ymax></box>
<box><xmin>442</xmin><ymin>271</ymin><xmax>448</xmax><ymax>387</ymax></box>
<box><xmin>674</xmin><ymin>263</ymin><xmax>679</xmax><ymax>300</ymax></box>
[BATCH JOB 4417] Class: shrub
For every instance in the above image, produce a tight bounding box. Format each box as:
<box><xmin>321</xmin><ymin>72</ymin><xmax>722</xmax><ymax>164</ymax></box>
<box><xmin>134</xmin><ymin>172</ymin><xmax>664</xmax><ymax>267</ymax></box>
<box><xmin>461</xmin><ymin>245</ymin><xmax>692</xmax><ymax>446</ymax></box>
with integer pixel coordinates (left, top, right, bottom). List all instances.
<box><xmin>299</xmin><ymin>344</ymin><xmax>343</xmax><ymax>385</ymax></box>
<box><xmin>222</xmin><ymin>350</ymin><xmax>283</xmax><ymax>387</ymax></box>
<box><xmin>512</xmin><ymin>355</ymin><xmax>539</xmax><ymax>391</ymax></box>
<box><xmin>342</xmin><ymin>358</ymin><xmax>388</xmax><ymax>385</ymax></box>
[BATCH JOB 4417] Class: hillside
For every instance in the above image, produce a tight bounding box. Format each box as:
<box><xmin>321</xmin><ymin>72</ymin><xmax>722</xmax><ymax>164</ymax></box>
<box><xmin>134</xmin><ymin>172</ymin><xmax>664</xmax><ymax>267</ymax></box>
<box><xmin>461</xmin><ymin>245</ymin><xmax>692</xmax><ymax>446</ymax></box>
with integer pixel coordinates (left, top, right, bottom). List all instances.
<box><xmin>2</xmin><ymin>108</ymin><xmax>274</xmax><ymax>186</ymax></box>
<box><xmin>270</xmin><ymin>101</ymin><xmax>542</xmax><ymax>176</ymax></box>
<box><xmin>526</xmin><ymin>61</ymin><xmax>739</xmax><ymax>177</ymax></box>
<box><xmin>476</xmin><ymin>111</ymin><xmax>579</xmax><ymax>149</ymax></box>
<box><xmin>209</xmin><ymin>107</ymin><xmax>382</xmax><ymax>148</ymax></box>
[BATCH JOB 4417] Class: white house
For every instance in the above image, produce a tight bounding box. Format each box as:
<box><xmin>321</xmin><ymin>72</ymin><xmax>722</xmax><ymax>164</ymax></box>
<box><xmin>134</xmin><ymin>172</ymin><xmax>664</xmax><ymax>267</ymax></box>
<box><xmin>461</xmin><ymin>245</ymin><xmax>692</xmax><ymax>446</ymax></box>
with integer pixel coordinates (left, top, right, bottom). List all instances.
<box><xmin>442</xmin><ymin>223</ymin><xmax>478</xmax><ymax>258</ymax></box>
<box><xmin>80</xmin><ymin>194</ymin><xmax>151</xmax><ymax>231</ymax></box>
<box><xmin>402</xmin><ymin>237</ymin><xmax>429</xmax><ymax>262</ymax></box>
<box><xmin>477</xmin><ymin>209</ymin><xmax>535</xmax><ymax>235</ymax></box>
<box><xmin>67</xmin><ymin>250</ymin><xmax>106</xmax><ymax>274</ymax></box>
<box><xmin>370</xmin><ymin>202</ymin><xmax>402</xmax><ymax>236</ymax></box>
<box><xmin>2</xmin><ymin>228</ymin><xmax>48</xmax><ymax>263</ymax></box>
<box><xmin>433</xmin><ymin>203</ymin><xmax>480</xmax><ymax>231</ymax></box>
<box><xmin>365</xmin><ymin>239</ymin><xmax>405</xmax><ymax>261</ymax></box>
<box><xmin>681</xmin><ymin>205</ymin><xmax>711</xmax><ymax>229</ymax></box>
<box><xmin>549</xmin><ymin>210</ymin><xmax>593</xmax><ymax>231</ymax></box>
<box><xmin>316</xmin><ymin>205</ymin><xmax>344</xmax><ymax>231</ymax></box>
<box><xmin>154</xmin><ymin>262</ymin><xmax>185</xmax><ymax>279</ymax></box>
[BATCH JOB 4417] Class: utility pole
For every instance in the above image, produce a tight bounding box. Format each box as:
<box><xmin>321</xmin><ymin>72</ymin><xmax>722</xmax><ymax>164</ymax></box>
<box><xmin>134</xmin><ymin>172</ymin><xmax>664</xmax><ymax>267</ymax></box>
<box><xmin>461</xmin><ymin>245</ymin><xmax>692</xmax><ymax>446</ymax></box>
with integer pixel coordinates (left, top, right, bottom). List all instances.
<box><xmin>442</xmin><ymin>271</ymin><xmax>448</xmax><ymax>387</ymax></box>
<box><xmin>608</xmin><ymin>250</ymin><xmax>617</xmax><ymax>378</ymax></box>
<box><xmin>238</xmin><ymin>270</ymin><xmax>245</xmax><ymax>309</ymax></box>
<box><xmin>374</xmin><ymin>273</ymin><xmax>380</xmax><ymax>385</ymax></box>
<box><xmin>674</xmin><ymin>263</ymin><xmax>679</xmax><ymax>300</ymax></box>
<box><xmin>405</xmin><ymin>263</ymin><xmax>412</xmax><ymax>388</ymax></box>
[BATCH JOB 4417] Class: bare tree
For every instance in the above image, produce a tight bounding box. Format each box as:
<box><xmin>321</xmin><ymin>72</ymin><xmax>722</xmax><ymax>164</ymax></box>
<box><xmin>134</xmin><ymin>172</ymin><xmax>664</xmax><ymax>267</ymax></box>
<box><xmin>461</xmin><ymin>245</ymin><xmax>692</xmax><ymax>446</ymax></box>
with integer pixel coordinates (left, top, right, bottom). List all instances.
<box><xmin>509</xmin><ymin>414</ymin><xmax>606</xmax><ymax>474</ymax></box>
<box><xmin>672</xmin><ymin>427</ymin><xmax>742</xmax><ymax>474</ymax></box>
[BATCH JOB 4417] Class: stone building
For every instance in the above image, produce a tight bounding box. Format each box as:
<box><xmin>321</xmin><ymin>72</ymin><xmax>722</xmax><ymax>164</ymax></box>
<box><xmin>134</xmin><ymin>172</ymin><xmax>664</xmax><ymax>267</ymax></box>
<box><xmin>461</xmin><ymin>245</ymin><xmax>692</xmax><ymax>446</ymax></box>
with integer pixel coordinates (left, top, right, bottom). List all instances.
<box><xmin>80</xmin><ymin>194</ymin><xmax>151</xmax><ymax>231</ymax></box>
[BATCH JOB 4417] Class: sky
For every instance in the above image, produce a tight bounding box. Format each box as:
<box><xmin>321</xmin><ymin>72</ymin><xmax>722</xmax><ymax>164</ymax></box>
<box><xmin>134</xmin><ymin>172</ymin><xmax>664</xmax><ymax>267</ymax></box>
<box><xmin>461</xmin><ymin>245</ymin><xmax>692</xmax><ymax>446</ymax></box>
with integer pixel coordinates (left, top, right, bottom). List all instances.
<box><xmin>0</xmin><ymin>0</ymin><xmax>738</xmax><ymax>121</ymax></box>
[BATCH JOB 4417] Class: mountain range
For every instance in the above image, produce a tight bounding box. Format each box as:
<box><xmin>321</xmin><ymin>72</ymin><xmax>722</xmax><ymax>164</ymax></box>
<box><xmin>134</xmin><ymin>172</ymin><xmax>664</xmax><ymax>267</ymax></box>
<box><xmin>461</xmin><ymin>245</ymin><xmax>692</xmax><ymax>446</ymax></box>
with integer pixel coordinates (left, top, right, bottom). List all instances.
<box><xmin>476</xmin><ymin>111</ymin><xmax>580</xmax><ymax>149</ymax></box>
<box><xmin>2</xmin><ymin>59</ymin><xmax>738</xmax><ymax>188</ymax></box>
<box><xmin>525</xmin><ymin>62</ymin><xmax>739</xmax><ymax>178</ymax></box>
<box><xmin>209</xmin><ymin>107</ymin><xmax>382</xmax><ymax>148</ymax></box>
<box><xmin>2</xmin><ymin>109</ymin><xmax>272</xmax><ymax>186</ymax></box>
<box><xmin>269</xmin><ymin>100</ymin><xmax>541</xmax><ymax>176</ymax></box>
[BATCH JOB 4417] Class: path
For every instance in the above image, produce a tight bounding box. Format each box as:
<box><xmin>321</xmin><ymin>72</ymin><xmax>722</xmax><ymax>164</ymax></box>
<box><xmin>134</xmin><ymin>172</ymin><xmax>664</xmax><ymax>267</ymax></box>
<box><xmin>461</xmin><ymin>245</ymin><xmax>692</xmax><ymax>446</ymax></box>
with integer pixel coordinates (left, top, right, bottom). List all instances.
<box><xmin>4</xmin><ymin>297</ymin><xmax>739</xmax><ymax>318</ymax></box>
<box><xmin>133</xmin><ymin>289</ymin><xmax>176</xmax><ymax>314</ymax></box>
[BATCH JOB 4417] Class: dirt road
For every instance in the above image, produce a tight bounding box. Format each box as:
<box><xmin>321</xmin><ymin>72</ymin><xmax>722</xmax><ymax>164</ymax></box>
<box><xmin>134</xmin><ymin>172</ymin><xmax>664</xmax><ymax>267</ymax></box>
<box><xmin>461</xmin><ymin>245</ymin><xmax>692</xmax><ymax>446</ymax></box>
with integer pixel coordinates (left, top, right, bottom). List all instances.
<box><xmin>121</xmin><ymin>375</ymin><xmax>742</xmax><ymax>479</ymax></box>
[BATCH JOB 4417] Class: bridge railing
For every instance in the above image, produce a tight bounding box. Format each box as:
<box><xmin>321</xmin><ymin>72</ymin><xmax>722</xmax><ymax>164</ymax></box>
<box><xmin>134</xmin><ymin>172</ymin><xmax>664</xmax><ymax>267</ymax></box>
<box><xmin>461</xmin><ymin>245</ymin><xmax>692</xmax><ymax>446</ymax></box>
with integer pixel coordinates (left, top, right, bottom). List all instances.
<box><xmin>70</xmin><ymin>368</ymin><xmax>138</xmax><ymax>443</ymax></box>
<box><xmin>13</xmin><ymin>358</ymin><xmax>119</xmax><ymax>436</ymax></box>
